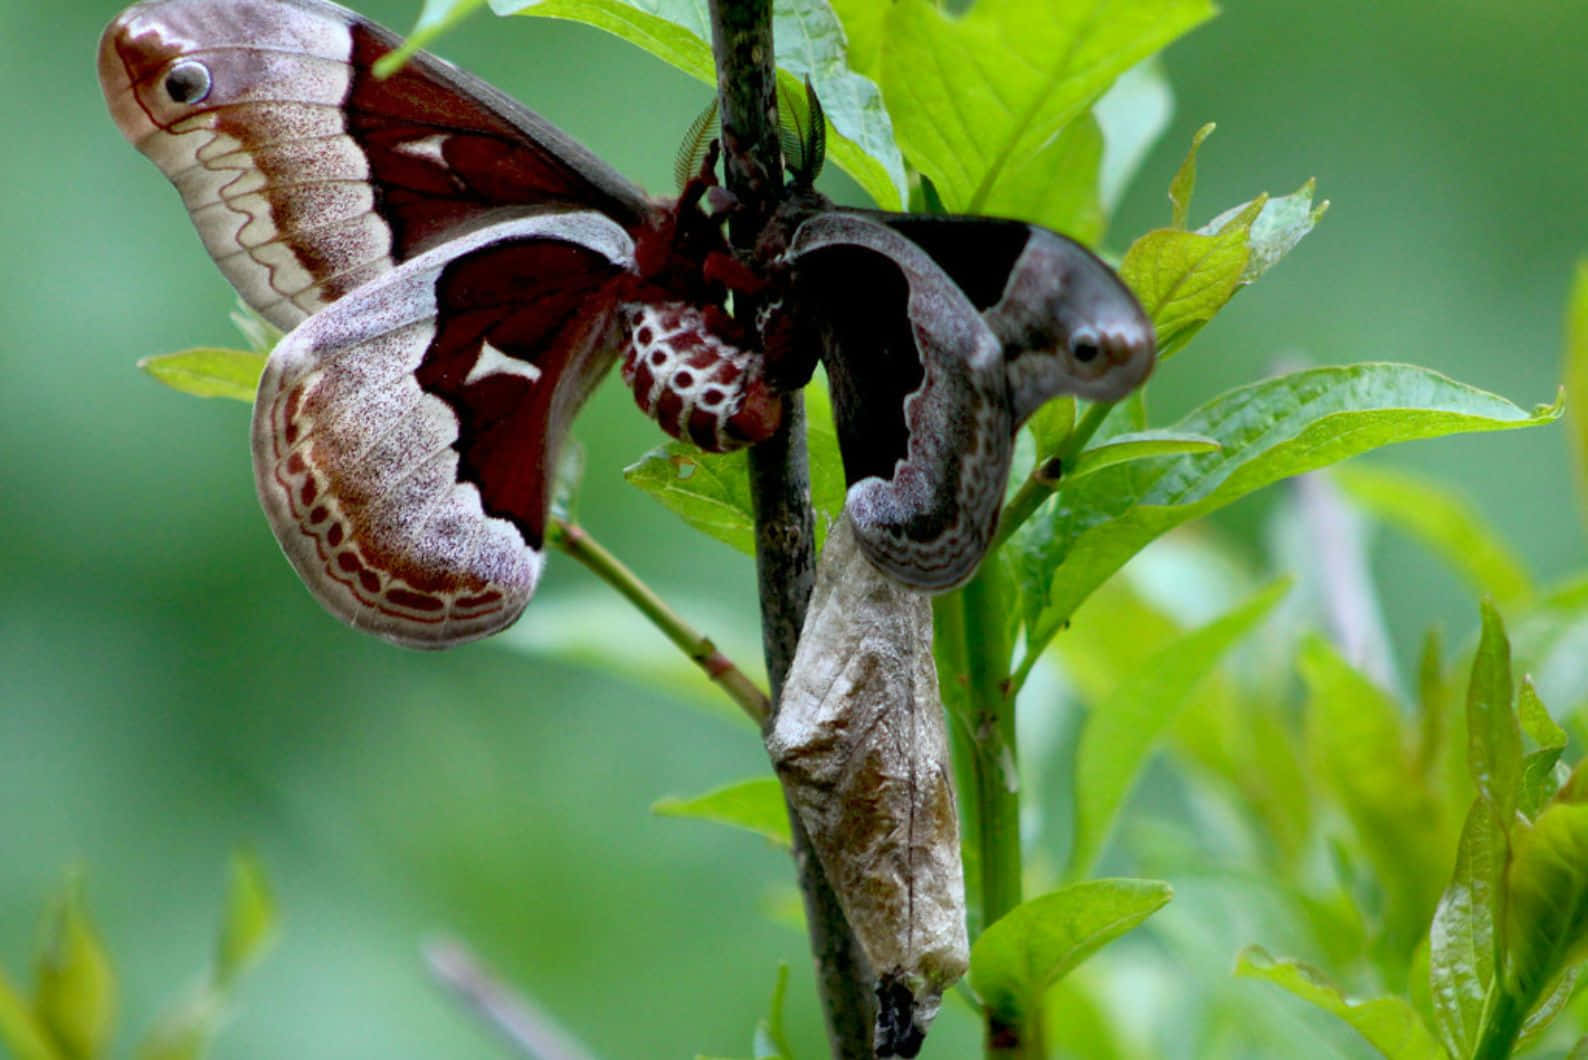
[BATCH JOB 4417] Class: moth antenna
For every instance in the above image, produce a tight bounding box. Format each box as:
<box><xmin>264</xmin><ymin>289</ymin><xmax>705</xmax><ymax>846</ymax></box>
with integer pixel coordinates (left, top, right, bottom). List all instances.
<box><xmin>674</xmin><ymin>97</ymin><xmax>721</xmax><ymax>194</ymax></box>
<box><xmin>777</xmin><ymin>77</ymin><xmax>827</xmax><ymax>189</ymax></box>
<box><xmin>803</xmin><ymin>77</ymin><xmax>826</xmax><ymax>185</ymax></box>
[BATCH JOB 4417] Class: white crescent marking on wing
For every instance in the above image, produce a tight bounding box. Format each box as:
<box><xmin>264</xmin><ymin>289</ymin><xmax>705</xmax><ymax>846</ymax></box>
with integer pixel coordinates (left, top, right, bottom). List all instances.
<box><xmin>465</xmin><ymin>340</ymin><xmax>543</xmax><ymax>386</ymax></box>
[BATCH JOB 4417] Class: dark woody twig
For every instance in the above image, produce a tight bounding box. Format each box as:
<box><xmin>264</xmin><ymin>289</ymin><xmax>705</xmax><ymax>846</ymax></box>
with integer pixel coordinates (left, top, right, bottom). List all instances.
<box><xmin>704</xmin><ymin>1</ymin><xmax>878</xmax><ymax>1054</ymax></box>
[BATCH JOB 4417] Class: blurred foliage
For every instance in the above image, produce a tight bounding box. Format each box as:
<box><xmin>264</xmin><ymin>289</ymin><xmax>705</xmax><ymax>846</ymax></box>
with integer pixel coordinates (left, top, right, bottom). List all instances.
<box><xmin>0</xmin><ymin>856</ymin><xmax>277</xmax><ymax>1060</ymax></box>
<box><xmin>6</xmin><ymin>0</ymin><xmax>1586</xmax><ymax>1057</ymax></box>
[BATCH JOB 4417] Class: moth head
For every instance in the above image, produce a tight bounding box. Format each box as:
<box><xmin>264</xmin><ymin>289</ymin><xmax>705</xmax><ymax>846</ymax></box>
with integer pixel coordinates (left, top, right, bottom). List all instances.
<box><xmin>990</xmin><ymin>229</ymin><xmax>1156</xmax><ymax>422</ymax></box>
<box><xmin>99</xmin><ymin>0</ymin><xmax>354</xmax><ymax>154</ymax></box>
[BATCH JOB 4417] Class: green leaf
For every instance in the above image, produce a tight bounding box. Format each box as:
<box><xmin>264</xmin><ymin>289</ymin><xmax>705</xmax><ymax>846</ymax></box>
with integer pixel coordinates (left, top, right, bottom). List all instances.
<box><xmin>980</xmin><ymin>111</ymin><xmax>1104</xmax><ymax>245</ymax></box>
<box><xmin>1336</xmin><ymin>465</ymin><xmax>1533</xmax><ymax>606</ymax></box>
<box><xmin>138</xmin><ymin>349</ymin><xmax>265</xmax><ymax>402</ymax></box>
<box><xmin>1095</xmin><ymin>60</ymin><xmax>1174</xmax><ymax>215</ymax></box>
<box><xmin>826</xmin><ymin>0</ymin><xmax>883</xmax><ymax>77</ymax></box>
<box><xmin>0</xmin><ymin>966</ymin><xmax>60</xmax><ymax>1060</ymax></box>
<box><xmin>1236</xmin><ymin>947</ymin><xmax>1446</xmax><ymax>1060</ymax></box>
<box><xmin>751</xmin><ymin>964</ymin><xmax>792</xmax><ymax>1060</ymax></box>
<box><xmin>1468</xmin><ymin>600</ymin><xmax>1523</xmax><ymax>823</ymax></box>
<box><xmin>1119</xmin><ymin>199</ymin><xmax>1257</xmax><ymax>355</ymax></box>
<box><xmin>969</xmin><ymin>879</ymin><xmax>1172</xmax><ymax>1025</ymax></box>
<box><xmin>1429</xmin><ymin>798</ymin><xmax>1507</xmax><ymax>1059</ymax></box>
<box><xmin>216</xmin><ymin>852</ymin><xmax>278</xmax><ymax>987</ymax></box>
<box><xmin>1066</xmin><ymin>580</ymin><xmax>1289</xmax><ymax>878</ymax></box>
<box><xmin>627</xmin><ymin>381</ymin><xmax>843</xmax><ymax>555</ymax></box>
<box><xmin>653</xmin><ymin>778</ymin><xmax>791</xmax><ymax>847</ymax></box>
<box><xmin>879</xmin><ymin>0</ymin><xmax>1214</xmax><ymax>219</ymax></box>
<box><xmin>625</xmin><ymin>444</ymin><xmax>757</xmax><ymax>555</ymax></box>
<box><xmin>1168</xmin><ymin>122</ymin><xmax>1214</xmax><ymax>228</ymax></box>
<box><xmin>1065</xmin><ymin>430</ymin><xmax>1220</xmax><ymax>484</ymax></box>
<box><xmin>33</xmin><ymin>875</ymin><xmax>115</xmax><ymax>1060</ymax></box>
<box><xmin>1300</xmin><ymin>637</ymin><xmax>1449</xmax><ymax>949</ymax></box>
<box><xmin>373</xmin><ymin>0</ymin><xmax>489</xmax><ymax>76</ymax></box>
<box><xmin>1013</xmin><ymin>365</ymin><xmax>1563</xmax><ymax>651</ymax></box>
<box><xmin>1500</xmin><ymin>769</ymin><xmax>1588</xmax><ymax>1045</ymax></box>
<box><xmin>1565</xmin><ymin>259</ymin><xmax>1588</xmax><ymax>524</ymax></box>
<box><xmin>1202</xmin><ymin>180</ymin><xmax>1329</xmax><ymax>285</ymax></box>
<box><xmin>1519</xmin><ymin>677</ymin><xmax>1567</xmax><ymax>817</ymax></box>
<box><xmin>499</xmin><ymin>0</ymin><xmax>906</xmax><ymax>207</ymax></box>
<box><xmin>1026</xmin><ymin>397</ymin><xmax>1077</xmax><ymax>460</ymax></box>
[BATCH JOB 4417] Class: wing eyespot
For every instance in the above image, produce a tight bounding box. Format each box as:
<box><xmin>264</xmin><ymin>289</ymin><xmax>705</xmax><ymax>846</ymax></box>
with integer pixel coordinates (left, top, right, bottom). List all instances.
<box><xmin>163</xmin><ymin>60</ymin><xmax>212</xmax><ymax>105</ymax></box>
<box><xmin>1069</xmin><ymin>329</ymin><xmax>1101</xmax><ymax>363</ymax></box>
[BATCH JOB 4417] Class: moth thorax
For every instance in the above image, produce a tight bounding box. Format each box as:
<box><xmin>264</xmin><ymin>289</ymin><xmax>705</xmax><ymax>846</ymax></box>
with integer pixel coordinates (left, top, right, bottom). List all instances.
<box><xmin>620</xmin><ymin>302</ymin><xmax>781</xmax><ymax>452</ymax></box>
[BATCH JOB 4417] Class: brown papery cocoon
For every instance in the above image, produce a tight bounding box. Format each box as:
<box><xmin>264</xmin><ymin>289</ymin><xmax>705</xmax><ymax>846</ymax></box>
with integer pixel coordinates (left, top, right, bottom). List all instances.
<box><xmin>766</xmin><ymin>512</ymin><xmax>969</xmax><ymax>1058</ymax></box>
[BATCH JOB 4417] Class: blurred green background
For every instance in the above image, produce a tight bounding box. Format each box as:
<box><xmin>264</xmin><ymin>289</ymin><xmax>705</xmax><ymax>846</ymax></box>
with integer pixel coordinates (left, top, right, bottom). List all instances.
<box><xmin>2</xmin><ymin>1</ymin><xmax>1584</xmax><ymax>1057</ymax></box>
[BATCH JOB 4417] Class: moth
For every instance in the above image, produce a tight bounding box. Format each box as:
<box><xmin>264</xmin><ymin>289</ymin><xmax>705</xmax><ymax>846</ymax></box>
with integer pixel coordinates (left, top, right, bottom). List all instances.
<box><xmin>100</xmin><ymin>0</ymin><xmax>1155</xmax><ymax>648</ymax></box>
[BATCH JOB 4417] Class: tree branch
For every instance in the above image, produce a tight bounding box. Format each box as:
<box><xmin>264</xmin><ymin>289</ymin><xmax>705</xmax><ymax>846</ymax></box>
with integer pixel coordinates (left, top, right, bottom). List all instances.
<box><xmin>706</xmin><ymin>2</ymin><xmax>878</xmax><ymax>1054</ymax></box>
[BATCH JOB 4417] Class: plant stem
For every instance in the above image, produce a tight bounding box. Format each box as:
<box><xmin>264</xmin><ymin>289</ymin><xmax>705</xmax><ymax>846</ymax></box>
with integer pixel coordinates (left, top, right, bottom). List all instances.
<box><xmin>424</xmin><ymin>937</ymin><xmax>598</xmax><ymax>1060</ymax></box>
<box><xmin>994</xmin><ymin>399</ymin><xmax>1116</xmax><ymax>551</ymax></box>
<box><xmin>957</xmin><ymin>565</ymin><xmax>1028</xmax><ymax>1058</ymax></box>
<box><xmin>552</xmin><ymin>518</ymin><xmax>770</xmax><ymax>725</ymax></box>
<box><xmin>707</xmin><ymin>1</ymin><xmax>877</xmax><ymax>1054</ymax></box>
<box><xmin>960</xmin><ymin>569</ymin><xmax>1023</xmax><ymax>931</ymax></box>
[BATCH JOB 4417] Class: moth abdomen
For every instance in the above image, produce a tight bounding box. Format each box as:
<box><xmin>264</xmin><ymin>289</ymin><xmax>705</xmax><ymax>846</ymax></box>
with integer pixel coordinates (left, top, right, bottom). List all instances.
<box><xmin>621</xmin><ymin>302</ymin><xmax>781</xmax><ymax>452</ymax></box>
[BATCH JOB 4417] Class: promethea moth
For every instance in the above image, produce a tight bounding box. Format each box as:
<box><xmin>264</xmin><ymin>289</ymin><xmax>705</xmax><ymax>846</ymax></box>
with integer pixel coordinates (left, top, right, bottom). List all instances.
<box><xmin>99</xmin><ymin>0</ymin><xmax>1155</xmax><ymax>649</ymax></box>
<box><xmin>99</xmin><ymin>0</ymin><xmax>778</xmax><ymax>646</ymax></box>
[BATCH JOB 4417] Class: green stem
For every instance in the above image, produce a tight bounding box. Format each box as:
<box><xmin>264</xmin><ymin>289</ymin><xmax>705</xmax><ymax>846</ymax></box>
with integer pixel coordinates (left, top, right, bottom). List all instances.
<box><xmin>994</xmin><ymin>400</ymin><xmax>1116</xmax><ymax>551</ymax></box>
<box><xmin>956</xmin><ymin>565</ymin><xmax>1033</xmax><ymax>1058</ymax></box>
<box><xmin>551</xmin><ymin>518</ymin><xmax>771</xmax><ymax>726</ymax></box>
<box><xmin>1472</xmin><ymin>986</ymin><xmax>1527</xmax><ymax>1060</ymax></box>
<box><xmin>961</xmin><ymin>570</ymin><xmax>1022</xmax><ymax>931</ymax></box>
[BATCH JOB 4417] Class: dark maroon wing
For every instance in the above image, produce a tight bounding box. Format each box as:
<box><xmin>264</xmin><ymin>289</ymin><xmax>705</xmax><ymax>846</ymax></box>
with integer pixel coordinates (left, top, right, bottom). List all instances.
<box><xmin>251</xmin><ymin>211</ymin><xmax>635</xmax><ymax>647</ymax></box>
<box><xmin>780</xmin><ymin>211</ymin><xmax>1155</xmax><ymax>590</ymax></box>
<box><xmin>99</xmin><ymin>0</ymin><xmax>656</xmax><ymax>329</ymax></box>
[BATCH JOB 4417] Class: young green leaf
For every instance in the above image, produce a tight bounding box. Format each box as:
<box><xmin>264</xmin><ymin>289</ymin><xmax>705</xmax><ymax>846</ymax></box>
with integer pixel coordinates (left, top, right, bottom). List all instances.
<box><xmin>373</xmin><ymin>0</ymin><xmax>489</xmax><ymax>76</ymax></box>
<box><xmin>1012</xmin><ymin>366</ymin><xmax>1563</xmax><ymax>652</ymax></box>
<box><xmin>1236</xmin><ymin>947</ymin><xmax>1445</xmax><ymax>1060</ymax></box>
<box><xmin>625</xmin><ymin>444</ymin><xmax>757</xmax><ymax>556</ymax></box>
<box><xmin>751</xmin><ymin>964</ymin><xmax>792</xmax><ymax>1060</ymax></box>
<box><xmin>1564</xmin><ymin>259</ymin><xmax>1588</xmax><ymax>524</ymax></box>
<box><xmin>33</xmin><ymin>876</ymin><xmax>116</xmax><ymax>1060</ymax></box>
<box><xmin>1201</xmin><ymin>181</ymin><xmax>1328</xmax><ymax>286</ymax></box>
<box><xmin>1300</xmin><ymin>636</ymin><xmax>1449</xmax><ymax>950</ymax></box>
<box><xmin>1065</xmin><ymin>430</ymin><xmax>1220</xmax><ymax>484</ymax></box>
<box><xmin>1026</xmin><ymin>396</ymin><xmax>1077</xmax><ymax>460</ymax></box>
<box><xmin>0</xmin><ymin>966</ymin><xmax>59</xmax><ymax>1060</ymax></box>
<box><xmin>1429</xmin><ymin>799</ymin><xmax>1507</xmax><ymax>1059</ymax></box>
<box><xmin>1168</xmin><ymin>122</ymin><xmax>1215</xmax><ymax>228</ymax></box>
<box><xmin>498</xmin><ymin>0</ymin><xmax>907</xmax><ymax>207</ymax></box>
<box><xmin>1119</xmin><ymin>201</ymin><xmax>1256</xmax><ymax>356</ymax></box>
<box><xmin>138</xmin><ymin>349</ymin><xmax>265</xmax><ymax>402</ymax></box>
<box><xmin>653</xmin><ymin>778</ymin><xmax>791</xmax><ymax>847</ymax></box>
<box><xmin>969</xmin><ymin>879</ymin><xmax>1172</xmax><ymax>1027</ymax></box>
<box><xmin>1335</xmin><ymin>465</ymin><xmax>1532</xmax><ymax>606</ymax></box>
<box><xmin>1066</xmin><ymin>580</ymin><xmax>1290</xmax><ymax>878</ymax></box>
<box><xmin>216</xmin><ymin>852</ymin><xmax>278</xmax><ymax>988</ymax></box>
<box><xmin>1499</xmin><ymin>770</ymin><xmax>1588</xmax><ymax>1053</ymax></box>
<box><xmin>1467</xmin><ymin>600</ymin><xmax>1523</xmax><ymax>823</ymax></box>
<box><xmin>1519</xmin><ymin>678</ymin><xmax>1568</xmax><ymax>816</ymax></box>
<box><xmin>627</xmin><ymin>385</ymin><xmax>843</xmax><ymax>555</ymax></box>
<box><xmin>879</xmin><ymin>0</ymin><xmax>1214</xmax><ymax>218</ymax></box>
